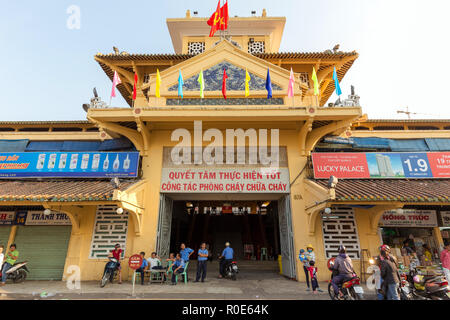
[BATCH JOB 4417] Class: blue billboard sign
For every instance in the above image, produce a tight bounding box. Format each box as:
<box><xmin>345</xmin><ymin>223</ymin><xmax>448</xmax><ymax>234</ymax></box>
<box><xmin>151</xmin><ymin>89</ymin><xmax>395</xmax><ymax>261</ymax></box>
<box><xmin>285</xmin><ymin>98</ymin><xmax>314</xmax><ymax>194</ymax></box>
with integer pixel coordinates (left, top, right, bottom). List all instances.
<box><xmin>0</xmin><ymin>152</ymin><xmax>139</xmax><ymax>178</ymax></box>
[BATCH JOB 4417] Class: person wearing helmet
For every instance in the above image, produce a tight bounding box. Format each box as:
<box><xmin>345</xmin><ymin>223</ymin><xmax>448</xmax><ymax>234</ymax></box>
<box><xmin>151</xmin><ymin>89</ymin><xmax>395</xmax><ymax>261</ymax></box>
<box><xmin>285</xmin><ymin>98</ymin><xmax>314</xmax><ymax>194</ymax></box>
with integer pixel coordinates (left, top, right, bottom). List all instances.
<box><xmin>219</xmin><ymin>242</ymin><xmax>234</xmax><ymax>278</ymax></box>
<box><xmin>375</xmin><ymin>244</ymin><xmax>399</xmax><ymax>300</ymax></box>
<box><xmin>380</xmin><ymin>248</ymin><xmax>400</xmax><ymax>300</ymax></box>
<box><xmin>331</xmin><ymin>245</ymin><xmax>356</xmax><ymax>299</ymax></box>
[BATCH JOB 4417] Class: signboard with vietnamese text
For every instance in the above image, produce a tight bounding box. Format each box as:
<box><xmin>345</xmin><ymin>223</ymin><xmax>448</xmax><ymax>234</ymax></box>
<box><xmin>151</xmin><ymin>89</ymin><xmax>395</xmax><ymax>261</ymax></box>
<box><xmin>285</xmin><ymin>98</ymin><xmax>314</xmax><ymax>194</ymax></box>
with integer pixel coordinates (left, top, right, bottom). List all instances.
<box><xmin>128</xmin><ymin>254</ymin><xmax>143</xmax><ymax>270</ymax></box>
<box><xmin>160</xmin><ymin>168</ymin><xmax>290</xmax><ymax>193</ymax></box>
<box><xmin>312</xmin><ymin>152</ymin><xmax>450</xmax><ymax>179</ymax></box>
<box><xmin>379</xmin><ymin>210</ymin><xmax>438</xmax><ymax>227</ymax></box>
<box><xmin>0</xmin><ymin>152</ymin><xmax>139</xmax><ymax>178</ymax></box>
<box><xmin>24</xmin><ymin>211</ymin><xmax>72</xmax><ymax>226</ymax></box>
<box><xmin>0</xmin><ymin>212</ymin><xmax>15</xmax><ymax>225</ymax></box>
<box><xmin>440</xmin><ymin>211</ymin><xmax>450</xmax><ymax>228</ymax></box>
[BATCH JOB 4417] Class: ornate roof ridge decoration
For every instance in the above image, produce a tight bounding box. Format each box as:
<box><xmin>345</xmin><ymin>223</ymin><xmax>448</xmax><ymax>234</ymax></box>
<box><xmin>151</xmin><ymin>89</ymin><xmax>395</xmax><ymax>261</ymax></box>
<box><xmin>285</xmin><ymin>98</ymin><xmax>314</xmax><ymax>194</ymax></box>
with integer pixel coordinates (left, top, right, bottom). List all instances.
<box><xmin>95</xmin><ymin>51</ymin><xmax>358</xmax><ymax>60</ymax></box>
<box><xmin>167</xmin><ymin>61</ymin><xmax>282</xmax><ymax>92</ymax></box>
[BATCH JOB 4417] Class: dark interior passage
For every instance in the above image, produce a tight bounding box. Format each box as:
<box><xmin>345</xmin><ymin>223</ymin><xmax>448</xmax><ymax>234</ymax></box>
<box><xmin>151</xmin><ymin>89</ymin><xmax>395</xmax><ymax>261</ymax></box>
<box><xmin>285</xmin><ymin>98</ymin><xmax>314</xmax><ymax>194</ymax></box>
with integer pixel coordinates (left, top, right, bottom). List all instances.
<box><xmin>169</xmin><ymin>201</ymin><xmax>280</xmax><ymax>262</ymax></box>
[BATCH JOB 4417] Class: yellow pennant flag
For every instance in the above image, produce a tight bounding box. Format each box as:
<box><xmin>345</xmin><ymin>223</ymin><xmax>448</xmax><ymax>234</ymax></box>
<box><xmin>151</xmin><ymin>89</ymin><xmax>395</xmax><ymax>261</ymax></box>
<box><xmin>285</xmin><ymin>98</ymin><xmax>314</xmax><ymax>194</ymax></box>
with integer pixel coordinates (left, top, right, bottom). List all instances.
<box><xmin>198</xmin><ymin>69</ymin><xmax>204</xmax><ymax>98</ymax></box>
<box><xmin>245</xmin><ymin>69</ymin><xmax>251</xmax><ymax>97</ymax></box>
<box><xmin>156</xmin><ymin>69</ymin><xmax>162</xmax><ymax>98</ymax></box>
<box><xmin>312</xmin><ymin>67</ymin><xmax>319</xmax><ymax>96</ymax></box>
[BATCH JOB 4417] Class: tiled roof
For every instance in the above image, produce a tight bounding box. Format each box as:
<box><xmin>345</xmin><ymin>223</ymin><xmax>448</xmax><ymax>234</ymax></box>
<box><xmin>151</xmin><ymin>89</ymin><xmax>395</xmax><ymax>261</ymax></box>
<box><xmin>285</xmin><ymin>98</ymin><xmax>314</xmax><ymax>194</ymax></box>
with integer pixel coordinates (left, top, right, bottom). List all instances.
<box><xmin>313</xmin><ymin>179</ymin><xmax>450</xmax><ymax>203</ymax></box>
<box><xmin>95</xmin><ymin>51</ymin><xmax>358</xmax><ymax>107</ymax></box>
<box><xmin>0</xmin><ymin>179</ymin><xmax>138</xmax><ymax>202</ymax></box>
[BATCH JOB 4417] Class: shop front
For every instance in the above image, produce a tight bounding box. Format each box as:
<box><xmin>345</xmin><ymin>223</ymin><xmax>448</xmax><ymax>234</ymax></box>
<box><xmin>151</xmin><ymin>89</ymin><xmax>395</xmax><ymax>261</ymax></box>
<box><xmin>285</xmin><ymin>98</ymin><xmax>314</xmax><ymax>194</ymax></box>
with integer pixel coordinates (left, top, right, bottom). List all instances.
<box><xmin>379</xmin><ymin>208</ymin><xmax>442</xmax><ymax>268</ymax></box>
<box><xmin>439</xmin><ymin>211</ymin><xmax>450</xmax><ymax>243</ymax></box>
<box><xmin>156</xmin><ymin>147</ymin><xmax>297</xmax><ymax>278</ymax></box>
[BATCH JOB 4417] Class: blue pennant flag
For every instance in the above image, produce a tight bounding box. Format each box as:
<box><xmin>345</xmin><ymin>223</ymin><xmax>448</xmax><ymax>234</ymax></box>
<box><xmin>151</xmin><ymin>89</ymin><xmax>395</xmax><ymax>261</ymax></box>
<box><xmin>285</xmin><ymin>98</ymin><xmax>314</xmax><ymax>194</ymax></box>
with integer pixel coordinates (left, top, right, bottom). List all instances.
<box><xmin>265</xmin><ymin>68</ymin><xmax>273</xmax><ymax>99</ymax></box>
<box><xmin>178</xmin><ymin>70</ymin><xmax>184</xmax><ymax>98</ymax></box>
<box><xmin>332</xmin><ymin>67</ymin><xmax>342</xmax><ymax>96</ymax></box>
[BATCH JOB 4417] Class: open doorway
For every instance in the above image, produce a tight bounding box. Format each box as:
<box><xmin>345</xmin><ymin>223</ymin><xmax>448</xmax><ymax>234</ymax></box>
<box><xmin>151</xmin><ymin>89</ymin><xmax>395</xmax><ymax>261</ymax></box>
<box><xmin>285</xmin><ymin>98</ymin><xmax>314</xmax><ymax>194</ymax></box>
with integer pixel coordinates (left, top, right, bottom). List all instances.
<box><xmin>156</xmin><ymin>194</ymin><xmax>297</xmax><ymax>279</ymax></box>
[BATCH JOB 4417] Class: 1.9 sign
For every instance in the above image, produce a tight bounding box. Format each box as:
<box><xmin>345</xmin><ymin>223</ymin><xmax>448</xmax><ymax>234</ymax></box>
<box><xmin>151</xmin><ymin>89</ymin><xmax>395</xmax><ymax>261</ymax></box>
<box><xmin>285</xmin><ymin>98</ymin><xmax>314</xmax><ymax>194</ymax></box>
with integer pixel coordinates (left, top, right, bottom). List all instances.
<box><xmin>400</xmin><ymin>153</ymin><xmax>433</xmax><ymax>178</ymax></box>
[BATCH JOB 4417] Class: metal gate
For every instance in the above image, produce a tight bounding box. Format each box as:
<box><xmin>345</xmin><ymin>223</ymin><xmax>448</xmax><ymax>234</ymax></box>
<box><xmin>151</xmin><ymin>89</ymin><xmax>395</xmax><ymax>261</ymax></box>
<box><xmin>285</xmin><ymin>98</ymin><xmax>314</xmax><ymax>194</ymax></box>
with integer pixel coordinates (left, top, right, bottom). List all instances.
<box><xmin>14</xmin><ymin>225</ymin><xmax>72</xmax><ymax>280</ymax></box>
<box><xmin>278</xmin><ymin>195</ymin><xmax>296</xmax><ymax>279</ymax></box>
<box><xmin>156</xmin><ymin>194</ymin><xmax>173</xmax><ymax>258</ymax></box>
<box><xmin>0</xmin><ymin>226</ymin><xmax>11</xmax><ymax>248</ymax></box>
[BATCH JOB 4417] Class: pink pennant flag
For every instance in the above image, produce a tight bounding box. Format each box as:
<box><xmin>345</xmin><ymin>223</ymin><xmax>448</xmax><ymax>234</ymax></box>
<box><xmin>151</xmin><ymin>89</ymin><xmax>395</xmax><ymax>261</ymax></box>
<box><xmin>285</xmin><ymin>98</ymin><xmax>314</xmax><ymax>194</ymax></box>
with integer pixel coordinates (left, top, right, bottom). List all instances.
<box><xmin>287</xmin><ymin>68</ymin><xmax>295</xmax><ymax>98</ymax></box>
<box><xmin>111</xmin><ymin>71</ymin><xmax>122</xmax><ymax>98</ymax></box>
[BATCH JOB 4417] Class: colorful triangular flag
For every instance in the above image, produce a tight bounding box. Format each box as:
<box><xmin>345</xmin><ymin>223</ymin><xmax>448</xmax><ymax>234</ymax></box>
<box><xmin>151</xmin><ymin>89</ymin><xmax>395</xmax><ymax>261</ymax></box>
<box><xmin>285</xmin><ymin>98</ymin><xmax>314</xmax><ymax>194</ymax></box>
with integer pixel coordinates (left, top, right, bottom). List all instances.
<box><xmin>178</xmin><ymin>70</ymin><xmax>184</xmax><ymax>98</ymax></box>
<box><xmin>132</xmin><ymin>72</ymin><xmax>138</xmax><ymax>100</ymax></box>
<box><xmin>155</xmin><ymin>69</ymin><xmax>162</xmax><ymax>98</ymax></box>
<box><xmin>198</xmin><ymin>69</ymin><xmax>204</xmax><ymax>98</ymax></box>
<box><xmin>111</xmin><ymin>71</ymin><xmax>121</xmax><ymax>98</ymax></box>
<box><xmin>245</xmin><ymin>69</ymin><xmax>251</xmax><ymax>98</ymax></box>
<box><xmin>287</xmin><ymin>68</ymin><xmax>295</xmax><ymax>98</ymax></box>
<box><xmin>265</xmin><ymin>68</ymin><xmax>273</xmax><ymax>99</ymax></box>
<box><xmin>333</xmin><ymin>67</ymin><xmax>342</xmax><ymax>96</ymax></box>
<box><xmin>222</xmin><ymin>69</ymin><xmax>228</xmax><ymax>99</ymax></box>
<box><xmin>312</xmin><ymin>67</ymin><xmax>319</xmax><ymax>96</ymax></box>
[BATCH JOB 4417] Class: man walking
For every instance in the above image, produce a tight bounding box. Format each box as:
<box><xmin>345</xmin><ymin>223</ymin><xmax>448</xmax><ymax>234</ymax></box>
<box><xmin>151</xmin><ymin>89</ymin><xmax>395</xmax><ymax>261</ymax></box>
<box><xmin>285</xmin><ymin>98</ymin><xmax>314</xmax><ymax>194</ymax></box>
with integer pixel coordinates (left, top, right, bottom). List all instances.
<box><xmin>1</xmin><ymin>244</ymin><xmax>19</xmax><ymax>286</ymax></box>
<box><xmin>195</xmin><ymin>242</ymin><xmax>208</xmax><ymax>282</ymax></box>
<box><xmin>380</xmin><ymin>249</ymin><xmax>401</xmax><ymax>300</ymax></box>
<box><xmin>219</xmin><ymin>242</ymin><xmax>234</xmax><ymax>278</ymax></box>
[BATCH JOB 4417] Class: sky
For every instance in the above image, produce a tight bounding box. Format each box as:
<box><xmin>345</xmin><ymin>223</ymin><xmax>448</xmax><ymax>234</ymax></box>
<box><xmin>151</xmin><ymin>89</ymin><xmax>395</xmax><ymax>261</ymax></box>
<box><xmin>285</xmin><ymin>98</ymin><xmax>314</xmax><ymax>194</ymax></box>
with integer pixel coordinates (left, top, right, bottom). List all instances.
<box><xmin>1</xmin><ymin>0</ymin><xmax>450</xmax><ymax>121</ymax></box>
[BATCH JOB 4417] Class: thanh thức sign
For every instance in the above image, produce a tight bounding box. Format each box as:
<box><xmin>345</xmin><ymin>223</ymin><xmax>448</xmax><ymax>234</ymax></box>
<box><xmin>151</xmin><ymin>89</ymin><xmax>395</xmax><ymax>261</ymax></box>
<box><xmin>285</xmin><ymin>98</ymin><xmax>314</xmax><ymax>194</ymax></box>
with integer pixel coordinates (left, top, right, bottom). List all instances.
<box><xmin>311</xmin><ymin>152</ymin><xmax>450</xmax><ymax>179</ymax></box>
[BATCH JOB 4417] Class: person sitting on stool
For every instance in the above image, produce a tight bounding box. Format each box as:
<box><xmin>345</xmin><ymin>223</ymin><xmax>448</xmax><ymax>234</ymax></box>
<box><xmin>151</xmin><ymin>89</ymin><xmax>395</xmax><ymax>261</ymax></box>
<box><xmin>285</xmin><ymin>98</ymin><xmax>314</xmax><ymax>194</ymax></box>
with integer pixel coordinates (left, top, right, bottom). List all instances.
<box><xmin>171</xmin><ymin>253</ymin><xmax>185</xmax><ymax>285</ymax></box>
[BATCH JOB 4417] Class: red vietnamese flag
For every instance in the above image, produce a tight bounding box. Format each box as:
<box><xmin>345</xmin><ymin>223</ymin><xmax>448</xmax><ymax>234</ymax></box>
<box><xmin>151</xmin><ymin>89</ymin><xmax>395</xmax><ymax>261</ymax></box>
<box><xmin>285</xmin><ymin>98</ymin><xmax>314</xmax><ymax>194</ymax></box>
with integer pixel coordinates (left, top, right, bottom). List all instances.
<box><xmin>222</xmin><ymin>69</ymin><xmax>228</xmax><ymax>99</ymax></box>
<box><xmin>219</xmin><ymin>0</ymin><xmax>229</xmax><ymax>31</ymax></box>
<box><xmin>207</xmin><ymin>1</ymin><xmax>221</xmax><ymax>37</ymax></box>
<box><xmin>132</xmin><ymin>72</ymin><xmax>138</xmax><ymax>100</ymax></box>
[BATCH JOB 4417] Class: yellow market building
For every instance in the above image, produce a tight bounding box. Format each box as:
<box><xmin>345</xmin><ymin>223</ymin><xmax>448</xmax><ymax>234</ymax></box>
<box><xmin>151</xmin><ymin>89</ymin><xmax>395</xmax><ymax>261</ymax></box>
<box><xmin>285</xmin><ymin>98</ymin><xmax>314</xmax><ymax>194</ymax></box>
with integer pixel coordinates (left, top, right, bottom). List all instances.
<box><xmin>0</xmin><ymin>10</ymin><xmax>448</xmax><ymax>283</ymax></box>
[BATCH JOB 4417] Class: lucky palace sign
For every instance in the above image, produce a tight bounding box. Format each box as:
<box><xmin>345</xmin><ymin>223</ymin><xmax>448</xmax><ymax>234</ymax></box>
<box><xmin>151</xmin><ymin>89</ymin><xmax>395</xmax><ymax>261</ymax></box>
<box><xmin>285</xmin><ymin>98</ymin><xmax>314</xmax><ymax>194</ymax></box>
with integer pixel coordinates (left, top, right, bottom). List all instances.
<box><xmin>160</xmin><ymin>168</ymin><xmax>290</xmax><ymax>193</ymax></box>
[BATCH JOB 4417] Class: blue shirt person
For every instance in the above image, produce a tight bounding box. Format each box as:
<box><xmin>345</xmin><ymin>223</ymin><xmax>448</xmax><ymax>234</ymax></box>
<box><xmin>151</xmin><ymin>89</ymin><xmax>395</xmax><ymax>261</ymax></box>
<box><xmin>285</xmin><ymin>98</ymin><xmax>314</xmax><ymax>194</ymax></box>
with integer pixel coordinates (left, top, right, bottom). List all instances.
<box><xmin>180</xmin><ymin>243</ymin><xmax>194</xmax><ymax>261</ymax></box>
<box><xmin>136</xmin><ymin>252</ymin><xmax>149</xmax><ymax>285</ymax></box>
<box><xmin>219</xmin><ymin>242</ymin><xmax>234</xmax><ymax>278</ymax></box>
<box><xmin>196</xmin><ymin>243</ymin><xmax>209</xmax><ymax>282</ymax></box>
<box><xmin>222</xmin><ymin>247</ymin><xmax>234</xmax><ymax>260</ymax></box>
<box><xmin>171</xmin><ymin>254</ymin><xmax>186</xmax><ymax>285</ymax></box>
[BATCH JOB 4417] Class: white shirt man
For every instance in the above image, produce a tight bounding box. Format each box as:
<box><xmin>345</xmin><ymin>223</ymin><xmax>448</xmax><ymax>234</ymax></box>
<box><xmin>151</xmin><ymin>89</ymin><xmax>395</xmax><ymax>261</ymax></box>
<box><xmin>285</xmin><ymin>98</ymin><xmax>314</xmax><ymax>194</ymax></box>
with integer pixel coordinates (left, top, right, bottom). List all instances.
<box><xmin>147</xmin><ymin>252</ymin><xmax>163</xmax><ymax>269</ymax></box>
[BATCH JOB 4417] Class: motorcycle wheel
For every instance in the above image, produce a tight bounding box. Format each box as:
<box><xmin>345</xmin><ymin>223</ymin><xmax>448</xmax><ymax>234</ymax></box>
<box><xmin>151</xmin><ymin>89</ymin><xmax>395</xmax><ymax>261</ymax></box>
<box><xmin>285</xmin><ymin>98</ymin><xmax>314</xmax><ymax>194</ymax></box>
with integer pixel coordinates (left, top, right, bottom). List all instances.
<box><xmin>231</xmin><ymin>273</ymin><xmax>236</xmax><ymax>281</ymax></box>
<box><xmin>328</xmin><ymin>282</ymin><xmax>337</xmax><ymax>300</ymax></box>
<box><xmin>100</xmin><ymin>271</ymin><xmax>110</xmax><ymax>288</ymax></box>
<box><xmin>348</xmin><ymin>287</ymin><xmax>358</xmax><ymax>300</ymax></box>
<box><xmin>13</xmin><ymin>269</ymin><xmax>27</xmax><ymax>283</ymax></box>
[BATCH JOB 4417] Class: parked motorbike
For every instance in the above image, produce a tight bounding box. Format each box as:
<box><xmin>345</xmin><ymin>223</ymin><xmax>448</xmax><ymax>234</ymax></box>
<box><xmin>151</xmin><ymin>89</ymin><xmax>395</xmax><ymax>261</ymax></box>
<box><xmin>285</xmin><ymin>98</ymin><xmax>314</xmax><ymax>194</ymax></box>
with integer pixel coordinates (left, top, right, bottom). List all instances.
<box><xmin>0</xmin><ymin>261</ymin><xmax>29</xmax><ymax>283</ymax></box>
<box><xmin>100</xmin><ymin>257</ymin><xmax>119</xmax><ymax>288</ymax></box>
<box><xmin>219</xmin><ymin>256</ymin><xmax>238</xmax><ymax>281</ymax></box>
<box><xmin>327</xmin><ymin>257</ymin><xmax>364</xmax><ymax>300</ymax></box>
<box><xmin>408</xmin><ymin>268</ymin><xmax>450</xmax><ymax>300</ymax></box>
<box><xmin>399</xmin><ymin>273</ymin><xmax>414</xmax><ymax>300</ymax></box>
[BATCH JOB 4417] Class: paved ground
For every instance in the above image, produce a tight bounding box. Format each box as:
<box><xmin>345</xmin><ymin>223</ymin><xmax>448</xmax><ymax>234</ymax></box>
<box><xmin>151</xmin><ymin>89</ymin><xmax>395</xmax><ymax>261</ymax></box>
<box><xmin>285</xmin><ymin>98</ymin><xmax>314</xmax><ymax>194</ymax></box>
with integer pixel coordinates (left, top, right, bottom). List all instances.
<box><xmin>0</xmin><ymin>266</ymin><xmax>377</xmax><ymax>300</ymax></box>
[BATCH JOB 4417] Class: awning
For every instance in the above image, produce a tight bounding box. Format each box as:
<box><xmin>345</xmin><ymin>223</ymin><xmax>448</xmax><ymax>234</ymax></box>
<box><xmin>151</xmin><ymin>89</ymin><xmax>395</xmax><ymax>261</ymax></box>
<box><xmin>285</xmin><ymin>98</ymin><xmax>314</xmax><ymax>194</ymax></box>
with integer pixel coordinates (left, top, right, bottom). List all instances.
<box><xmin>25</xmin><ymin>139</ymin><xmax>134</xmax><ymax>152</ymax></box>
<box><xmin>0</xmin><ymin>179</ymin><xmax>138</xmax><ymax>202</ymax></box>
<box><xmin>0</xmin><ymin>139</ymin><xmax>29</xmax><ymax>152</ymax></box>
<box><xmin>321</xmin><ymin>136</ymin><xmax>450</xmax><ymax>152</ymax></box>
<box><xmin>312</xmin><ymin>179</ymin><xmax>450</xmax><ymax>203</ymax></box>
<box><xmin>425</xmin><ymin>138</ymin><xmax>450</xmax><ymax>151</ymax></box>
<box><xmin>388</xmin><ymin>139</ymin><xmax>429</xmax><ymax>152</ymax></box>
<box><xmin>352</xmin><ymin>137</ymin><xmax>390</xmax><ymax>149</ymax></box>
